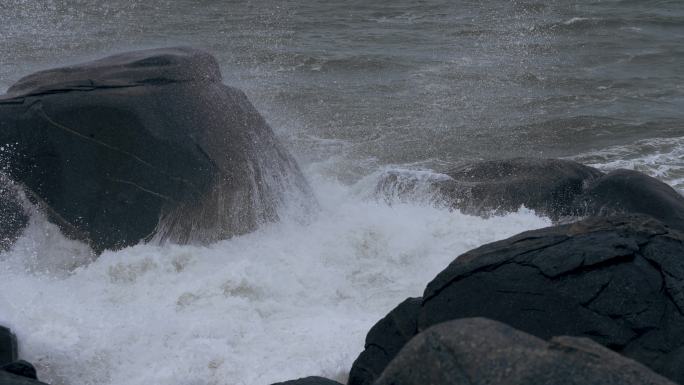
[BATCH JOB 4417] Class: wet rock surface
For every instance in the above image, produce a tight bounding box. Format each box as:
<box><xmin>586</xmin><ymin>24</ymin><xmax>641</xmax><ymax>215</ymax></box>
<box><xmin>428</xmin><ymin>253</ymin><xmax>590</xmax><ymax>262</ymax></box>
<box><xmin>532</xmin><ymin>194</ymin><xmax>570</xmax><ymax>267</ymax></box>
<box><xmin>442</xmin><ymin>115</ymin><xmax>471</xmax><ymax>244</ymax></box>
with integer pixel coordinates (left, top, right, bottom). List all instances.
<box><xmin>375</xmin><ymin>318</ymin><xmax>677</xmax><ymax>385</ymax></box>
<box><xmin>436</xmin><ymin>158</ymin><xmax>603</xmax><ymax>219</ymax></box>
<box><xmin>349</xmin><ymin>215</ymin><xmax>684</xmax><ymax>385</ymax></box>
<box><xmin>0</xmin><ymin>47</ymin><xmax>314</xmax><ymax>253</ymax></box>
<box><xmin>375</xmin><ymin>158</ymin><xmax>684</xmax><ymax>231</ymax></box>
<box><xmin>578</xmin><ymin>169</ymin><xmax>684</xmax><ymax>232</ymax></box>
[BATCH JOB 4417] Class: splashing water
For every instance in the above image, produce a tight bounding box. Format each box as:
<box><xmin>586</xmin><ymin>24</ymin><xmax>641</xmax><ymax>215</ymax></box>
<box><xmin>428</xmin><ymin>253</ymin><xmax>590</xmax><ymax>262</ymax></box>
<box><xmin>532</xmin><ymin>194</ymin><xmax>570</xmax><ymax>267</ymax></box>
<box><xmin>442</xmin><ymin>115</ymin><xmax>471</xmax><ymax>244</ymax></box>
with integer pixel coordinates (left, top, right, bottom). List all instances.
<box><xmin>0</xmin><ymin>173</ymin><xmax>549</xmax><ymax>385</ymax></box>
<box><xmin>571</xmin><ymin>136</ymin><xmax>684</xmax><ymax>192</ymax></box>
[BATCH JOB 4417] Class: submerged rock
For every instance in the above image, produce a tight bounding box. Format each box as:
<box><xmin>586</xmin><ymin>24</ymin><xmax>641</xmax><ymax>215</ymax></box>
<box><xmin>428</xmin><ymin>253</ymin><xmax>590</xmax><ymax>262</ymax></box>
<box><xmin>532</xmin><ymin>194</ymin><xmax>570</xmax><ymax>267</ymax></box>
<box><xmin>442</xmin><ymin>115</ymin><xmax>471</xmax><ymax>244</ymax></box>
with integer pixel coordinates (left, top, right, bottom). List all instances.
<box><xmin>0</xmin><ymin>47</ymin><xmax>315</xmax><ymax>252</ymax></box>
<box><xmin>349</xmin><ymin>215</ymin><xmax>684</xmax><ymax>384</ymax></box>
<box><xmin>0</xmin><ymin>371</ymin><xmax>48</xmax><ymax>385</ymax></box>
<box><xmin>375</xmin><ymin>318</ymin><xmax>676</xmax><ymax>385</ymax></box>
<box><xmin>436</xmin><ymin>158</ymin><xmax>603</xmax><ymax>219</ymax></box>
<box><xmin>271</xmin><ymin>376</ymin><xmax>342</xmax><ymax>385</ymax></box>
<box><xmin>375</xmin><ymin>158</ymin><xmax>684</xmax><ymax>230</ymax></box>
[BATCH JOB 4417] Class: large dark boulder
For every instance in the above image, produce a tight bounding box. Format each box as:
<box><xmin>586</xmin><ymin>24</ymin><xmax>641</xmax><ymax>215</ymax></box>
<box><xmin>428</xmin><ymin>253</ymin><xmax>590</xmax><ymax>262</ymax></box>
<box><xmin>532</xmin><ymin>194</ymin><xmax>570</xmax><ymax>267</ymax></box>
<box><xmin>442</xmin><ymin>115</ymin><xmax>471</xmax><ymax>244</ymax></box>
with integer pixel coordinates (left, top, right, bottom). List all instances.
<box><xmin>0</xmin><ymin>47</ymin><xmax>314</xmax><ymax>252</ymax></box>
<box><xmin>347</xmin><ymin>298</ymin><xmax>420</xmax><ymax>385</ymax></box>
<box><xmin>0</xmin><ymin>175</ymin><xmax>29</xmax><ymax>251</ymax></box>
<box><xmin>0</xmin><ymin>326</ymin><xmax>17</xmax><ymax>366</ymax></box>
<box><xmin>375</xmin><ymin>318</ymin><xmax>676</xmax><ymax>385</ymax></box>
<box><xmin>349</xmin><ymin>215</ymin><xmax>684</xmax><ymax>384</ymax></box>
<box><xmin>271</xmin><ymin>377</ymin><xmax>342</xmax><ymax>385</ymax></box>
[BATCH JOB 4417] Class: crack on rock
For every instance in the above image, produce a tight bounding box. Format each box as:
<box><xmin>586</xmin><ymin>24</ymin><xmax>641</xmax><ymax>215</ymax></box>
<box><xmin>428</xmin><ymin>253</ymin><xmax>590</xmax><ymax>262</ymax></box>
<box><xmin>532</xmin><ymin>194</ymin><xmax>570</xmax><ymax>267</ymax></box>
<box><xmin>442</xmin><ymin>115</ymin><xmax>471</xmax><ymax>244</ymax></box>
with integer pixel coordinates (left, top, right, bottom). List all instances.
<box><xmin>36</xmin><ymin>103</ymin><xmax>205</xmax><ymax>197</ymax></box>
<box><xmin>365</xmin><ymin>343</ymin><xmax>390</xmax><ymax>358</ymax></box>
<box><xmin>640</xmin><ymin>241</ymin><xmax>684</xmax><ymax>316</ymax></box>
<box><xmin>39</xmin><ymin>104</ymin><xmax>159</xmax><ymax>169</ymax></box>
<box><xmin>662</xmin><ymin>270</ymin><xmax>684</xmax><ymax>315</ymax></box>
<box><xmin>581</xmin><ymin>277</ymin><xmax>613</xmax><ymax>307</ymax></box>
<box><xmin>424</xmin><ymin>236</ymin><xmax>569</xmax><ymax>302</ymax></box>
<box><xmin>106</xmin><ymin>177</ymin><xmax>176</xmax><ymax>202</ymax></box>
<box><xmin>495</xmin><ymin>289</ymin><xmax>546</xmax><ymax>296</ymax></box>
<box><xmin>2</xmin><ymin>83</ymin><xmax>141</xmax><ymax>101</ymax></box>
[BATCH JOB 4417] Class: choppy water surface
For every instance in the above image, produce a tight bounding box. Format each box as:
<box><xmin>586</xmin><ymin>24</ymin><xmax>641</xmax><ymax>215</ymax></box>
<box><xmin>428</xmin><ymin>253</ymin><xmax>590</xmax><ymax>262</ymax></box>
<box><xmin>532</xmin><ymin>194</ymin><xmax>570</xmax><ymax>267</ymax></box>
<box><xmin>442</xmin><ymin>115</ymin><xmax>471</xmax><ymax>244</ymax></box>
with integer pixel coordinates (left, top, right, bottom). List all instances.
<box><xmin>1</xmin><ymin>1</ymin><xmax>683</xmax><ymax>384</ymax></box>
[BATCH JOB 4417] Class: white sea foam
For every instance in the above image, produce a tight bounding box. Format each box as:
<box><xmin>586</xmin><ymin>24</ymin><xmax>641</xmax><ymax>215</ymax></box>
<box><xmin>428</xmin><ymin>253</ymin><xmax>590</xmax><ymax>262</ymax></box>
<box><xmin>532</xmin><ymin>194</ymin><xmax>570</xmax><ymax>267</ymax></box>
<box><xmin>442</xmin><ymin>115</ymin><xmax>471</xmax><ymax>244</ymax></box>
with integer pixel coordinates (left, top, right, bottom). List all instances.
<box><xmin>0</xmin><ymin>172</ymin><xmax>550</xmax><ymax>385</ymax></box>
<box><xmin>570</xmin><ymin>136</ymin><xmax>684</xmax><ymax>192</ymax></box>
<box><xmin>562</xmin><ymin>17</ymin><xmax>592</xmax><ymax>25</ymax></box>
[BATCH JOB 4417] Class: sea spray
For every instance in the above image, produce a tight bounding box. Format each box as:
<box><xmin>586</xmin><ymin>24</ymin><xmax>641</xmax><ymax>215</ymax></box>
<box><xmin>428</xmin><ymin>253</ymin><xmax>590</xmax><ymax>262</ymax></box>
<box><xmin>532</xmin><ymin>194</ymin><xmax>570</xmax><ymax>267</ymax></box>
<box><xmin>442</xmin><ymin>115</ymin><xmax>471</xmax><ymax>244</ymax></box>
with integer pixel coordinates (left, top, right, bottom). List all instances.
<box><xmin>0</xmin><ymin>173</ymin><xmax>550</xmax><ymax>385</ymax></box>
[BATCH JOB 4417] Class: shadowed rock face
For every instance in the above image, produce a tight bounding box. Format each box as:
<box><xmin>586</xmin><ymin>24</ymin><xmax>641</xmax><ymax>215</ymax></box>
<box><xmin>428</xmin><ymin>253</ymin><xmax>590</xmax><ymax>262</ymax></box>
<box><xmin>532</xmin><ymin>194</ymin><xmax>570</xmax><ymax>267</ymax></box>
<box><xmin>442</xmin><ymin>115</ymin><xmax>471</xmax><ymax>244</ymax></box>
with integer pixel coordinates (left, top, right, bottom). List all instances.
<box><xmin>349</xmin><ymin>215</ymin><xmax>684</xmax><ymax>385</ymax></box>
<box><xmin>375</xmin><ymin>158</ymin><xmax>603</xmax><ymax>220</ymax></box>
<box><xmin>0</xmin><ymin>326</ymin><xmax>17</xmax><ymax>366</ymax></box>
<box><xmin>375</xmin><ymin>318</ymin><xmax>677</xmax><ymax>385</ymax></box>
<box><xmin>578</xmin><ymin>169</ymin><xmax>684</xmax><ymax>232</ymax></box>
<box><xmin>0</xmin><ymin>47</ymin><xmax>315</xmax><ymax>252</ymax></box>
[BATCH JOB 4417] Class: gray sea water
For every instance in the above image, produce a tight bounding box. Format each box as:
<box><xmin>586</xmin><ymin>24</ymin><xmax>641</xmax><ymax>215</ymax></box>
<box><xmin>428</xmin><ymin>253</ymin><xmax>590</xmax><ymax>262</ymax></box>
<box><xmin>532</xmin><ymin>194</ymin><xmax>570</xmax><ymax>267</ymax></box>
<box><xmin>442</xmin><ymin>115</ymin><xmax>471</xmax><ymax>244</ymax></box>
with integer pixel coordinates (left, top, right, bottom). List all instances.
<box><xmin>2</xmin><ymin>0</ymin><xmax>684</xmax><ymax>183</ymax></box>
<box><xmin>1</xmin><ymin>2</ymin><xmax>683</xmax><ymax>385</ymax></box>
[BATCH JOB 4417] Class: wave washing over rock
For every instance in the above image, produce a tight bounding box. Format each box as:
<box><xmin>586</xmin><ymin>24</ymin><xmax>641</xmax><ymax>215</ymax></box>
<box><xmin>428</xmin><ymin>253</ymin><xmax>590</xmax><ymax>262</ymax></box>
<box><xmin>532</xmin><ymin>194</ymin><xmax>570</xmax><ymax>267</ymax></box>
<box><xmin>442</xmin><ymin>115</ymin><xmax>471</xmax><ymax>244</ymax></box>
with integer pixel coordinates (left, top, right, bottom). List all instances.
<box><xmin>0</xmin><ymin>172</ymin><xmax>550</xmax><ymax>385</ymax></box>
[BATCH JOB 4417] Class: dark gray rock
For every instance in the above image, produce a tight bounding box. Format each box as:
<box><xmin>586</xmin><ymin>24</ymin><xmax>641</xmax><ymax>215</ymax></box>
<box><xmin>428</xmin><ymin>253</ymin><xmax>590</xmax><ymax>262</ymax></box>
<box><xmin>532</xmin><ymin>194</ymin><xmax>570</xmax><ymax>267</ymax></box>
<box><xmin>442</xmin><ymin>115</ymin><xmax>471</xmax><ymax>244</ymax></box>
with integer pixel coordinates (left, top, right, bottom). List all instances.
<box><xmin>0</xmin><ymin>47</ymin><xmax>314</xmax><ymax>252</ymax></box>
<box><xmin>376</xmin><ymin>158</ymin><xmax>603</xmax><ymax>220</ymax></box>
<box><xmin>348</xmin><ymin>215</ymin><xmax>684</xmax><ymax>385</ymax></box>
<box><xmin>347</xmin><ymin>298</ymin><xmax>420</xmax><ymax>385</ymax></box>
<box><xmin>0</xmin><ymin>175</ymin><xmax>29</xmax><ymax>251</ymax></box>
<box><xmin>438</xmin><ymin>158</ymin><xmax>603</xmax><ymax>219</ymax></box>
<box><xmin>420</xmin><ymin>215</ymin><xmax>684</xmax><ymax>384</ymax></box>
<box><xmin>1</xmin><ymin>360</ymin><xmax>37</xmax><ymax>380</ymax></box>
<box><xmin>375</xmin><ymin>318</ymin><xmax>677</xmax><ymax>385</ymax></box>
<box><xmin>0</xmin><ymin>326</ymin><xmax>17</xmax><ymax>366</ymax></box>
<box><xmin>0</xmin><ymin>371</ymin><xmax>48</xmax><ymax>385</ymax></box>
<box><xmin>375</xmin><ymin>159</ymin><xmax>684</xmax><ymax>232</ymax></box>
<box><xmin>578</xmin><ymin>169</ymin><xmax>684</xmax><ymax>232</ymax></box>
<box><xmin>271</xmin><ymin>376</ymin><xmax>342</xmax><ymax>385</ymax></box>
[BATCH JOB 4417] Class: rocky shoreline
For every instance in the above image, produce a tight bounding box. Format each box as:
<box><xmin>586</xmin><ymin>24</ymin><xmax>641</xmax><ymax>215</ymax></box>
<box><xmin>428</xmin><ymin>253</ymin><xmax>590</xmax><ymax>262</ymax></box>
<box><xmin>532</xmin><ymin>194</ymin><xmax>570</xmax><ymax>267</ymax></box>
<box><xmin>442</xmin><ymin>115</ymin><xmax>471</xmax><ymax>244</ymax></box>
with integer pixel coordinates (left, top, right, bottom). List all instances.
<box><xmin>2</xmin><ymin>48</ymin><xmax>684</xmax><ymax>385</ymax></box>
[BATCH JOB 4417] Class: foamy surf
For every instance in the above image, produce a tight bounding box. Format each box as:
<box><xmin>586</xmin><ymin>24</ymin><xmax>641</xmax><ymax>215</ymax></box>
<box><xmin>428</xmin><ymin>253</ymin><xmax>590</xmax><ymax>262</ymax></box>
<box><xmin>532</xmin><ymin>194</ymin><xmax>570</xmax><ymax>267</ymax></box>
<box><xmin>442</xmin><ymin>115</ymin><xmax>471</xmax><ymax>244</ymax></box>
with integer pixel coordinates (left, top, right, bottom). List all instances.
<box><xmin>0</xmin><ymin>173</ymin><xmax>549</xmax><ymax>385</ymax></box>
<box><xmin>570</xmin><ymin>136</ymin><xmax>684</xmax><ymax>192</ymax></box>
